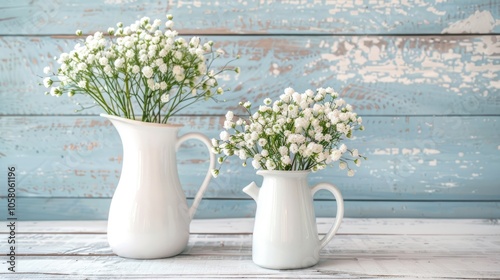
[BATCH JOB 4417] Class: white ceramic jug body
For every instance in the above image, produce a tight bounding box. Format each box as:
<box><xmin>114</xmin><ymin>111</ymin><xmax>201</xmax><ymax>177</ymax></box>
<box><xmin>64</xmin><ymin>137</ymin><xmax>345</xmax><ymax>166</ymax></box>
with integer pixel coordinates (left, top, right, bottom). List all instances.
<box><xmin>102</xmin><ymin>114</ymin><xmax>214</xmax><ymax>259</ymax></box>
<box><xmin>244</xmin><ymin>170</ymin><xmax>344</xmax><ymax>269</ymax></box>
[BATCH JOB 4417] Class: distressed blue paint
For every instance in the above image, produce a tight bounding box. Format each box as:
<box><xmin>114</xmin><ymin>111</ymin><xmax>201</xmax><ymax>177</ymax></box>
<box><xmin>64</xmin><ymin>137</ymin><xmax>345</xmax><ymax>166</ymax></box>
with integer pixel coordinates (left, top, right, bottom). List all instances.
<box><xmin>1</xmin><ymin>116</ymin><xmax>499</xmax><ymax>201</ymax></box>
<box><xmin>1</xmin><ymin>35</ymin><xmax>499</xmax><ymax>115</ymax></box>
<box><xmin>0</xmin><ymin>0</ymin><xmax>499</xmax><ymax>35</ymax></box>
<box><xmin>1</xmin><ymin>197</ymin><xmax>498</xmax><ymax>220</ymax></box>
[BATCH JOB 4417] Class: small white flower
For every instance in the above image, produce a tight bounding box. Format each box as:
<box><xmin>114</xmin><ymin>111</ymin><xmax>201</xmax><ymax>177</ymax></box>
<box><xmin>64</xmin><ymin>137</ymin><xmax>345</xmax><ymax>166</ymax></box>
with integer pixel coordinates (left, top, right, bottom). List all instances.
<box><xmin>158</xmin><ymin>48</ymin><xmax>168</xmax><ymax>57</ymax></box>
<box><xmin>316</xmin><ymin>152</ymin><xmax>325</xmax><ymax>162</ymax></box>
<box><xmin>330</xmin><ymin>149</ymin><xmax>342</xmax><ymax>161</ymax></box>
<box><xmin>142</xmin><ymin>66</ymin><xmax>153</xmax><ymax>78</ymax></box>
<box><xmin>225</xmin><ymin>111</ymin><xmax>234</xmax><ymax>121</ymax></box>
<box><xmin>77</xmin><ymin>80</ymin><xmax>87</xmax><ymax>88</ymax></box>
<box><xmin>280</xmin><ymin>93</ymin><xmax>291</xmax><ymax>103</ymax></box>
<box><xmin>161</xmin><ymin>93</ymin><xmax>170</xmax><ymax>103</ymax></box>
<box><xmin>250</xmin><ymin>131</ymin><xmax>259</xmax><ymax>141</ymax></box>
<box><xmin>220</xmin><ymin>131</ymin><xmax>230</xmax><ymax>141</ymax></box>
<box><xmin>165</xmin><ymin>20</ymin><xmax>174</xmax><ymax>29</ymax></box>
<box><xmin>284</xmin><ymin>87</ymin><xmax>294</xmax><ymax>95</ymax></box>
<box><xmin>216</xmin><ymin>49</ymin><xmax>225</xmax><ymax>56</ymax></box>
<box><xmin>99</xmin><ymin>57</ymin><xmax>108</xmax><ymax>66</ymax></box>
<box><xmin>43</xmin><ymin>77</ymin><xmax>53</xmax><ymax>88</ymax></box>
<box><xmin>159</xmin><ymin>63</ymin><xmax>168</xmax><ymax>74</ymax></box>
<box><xmin>258</xmin><ymin>105</ymin><xmax>268</xmax><ymax>112</ymax></box>
<box><xmin>76</xmin><ymin>62</ymin><xmax>87</xmax><ymax>71</ymax></box>
<box><xmin>189</xmin><ymin>36</ymin><xmax>200</xmax><ymax>47</ymax></box>
<box><xmin>114</xmin><ymin>58</ymin><xmax>125</xmax><ymax>68</ymax></box>
<box><xmin>311</xmin><ymin>143</ymin><xmax>322</xmax><ymax>154</ymax></box>
<box><xmin>103</xmin><ymin>65</ymin><xmax>112</xmax><ymax>75</ymax></box>
<box><xmin>223</xmin><ymin>120</ymin><xmax>234</xmax><ymax>130</ymax></box>
<box><xmin>238</xmin><ymin>150</ymin><xmax>247</xmax><ymax>160</ymax></box>
<box><xmin>314</xmin><ymin>132</ymin><xmax>323</xmax><ymax>142</ymax></box>
<box><xmin>243</xmin><ymin>101</ymin><xmax>251</xmax><ymax>109</ymax></box>
<box><xmin>352</xmin><ymin>149</ymin><xmax>359</xmax><ymax>157</ymax></box>
<box><xmin>131</xmin><ymin>65</ymin><xmax>140</xmax><ymax>74</ymax></box>
<box><xmin>251</xmin><ymin>159</ymin><xmax>261</xmax><ymax>169</ymax></box>
<box><xmin>175</xmin><ymin>72</ymin><xmax>185</xmax><ymax>82</ymax></box>
<box><xmin>147</xmin><ymin>79</ymin><xmax>155</xmax><ymax>89</ymax></box>
<box><xmin>347</xmin><ymin>169</ymin><xmax>355</xmax><ymax>177</ymax></box>
<box><xmin>43</xmin><ymin>66</ymin><xmax>51</xmax><ymax>74</ymax></box>
<box><xmin>49</xmin><ymin>87</ymin><xmax>62</xmax><ymax>96</ymax></box>
<box><xmin>203</xmin><ymin>42</ymin><xmax>212</xmax><ymax>51</ymax></box>
<box><xmin>292</xmin><ymin>92</ymin><xmax>301</xmax><ymax>103</ymax></box>
<box><xmin>211</xmin><ymin>138</ymin><xmax>219</xmax><ymax>147</ymax></box>
<box><xmin>205</xmin><ymin>78</ymin><xmax>216</xmax><ymax>87</ymax></box>
<box><xmin>339</xmin><ymin>112</ymin><xmax>349</xmax><ymax>122</ymax></box>
<box><xmin>339</xmin><ymin>144</ymin><xmax>347</xmax><ymax>153</ymax></box>
<box><xmin>258</xmin><ymin>138</ymin><xmax>267</xmax><ymax>147</ymax></box>
<box><xmin>335</xmin><ymin>98</ymin><xmax>345</xmax><ymax>108</ymax></box>
<box><xmin>261</xmin><ymin>149</ymin><xmax>269</xmax><ymax>157</ymax></box>
<box><xmin>278</xmin><ymin>146</ymin><xmax>288</xmax><ymax>156</ymax></box>
<box><xmin>211</xmin><ymin>169</ymin><xmax>219</xmax><ymax>178</ymax></box>
<box><xmin>125</xmin><ymin>49</ymin><xmax>134</xmax><ymax>58</ymax></box>
<box><xmin>265</xmin><ymin>159</ymin><xmax>276</xmax><ymax>170</ymax></box>
<box><xmin>173</xmin><ymin>64</ymin><xmax>183</xmax><ymax>74</ymax></box>
<box><xmin>281</xmin><ymin>155</ymin><xmax>292</xmax><ymax>165</ymax></box>
<box><xmin>339</xmin><ymin>162</ymin><xmax>347</xmax><ymax>170</ymax></box>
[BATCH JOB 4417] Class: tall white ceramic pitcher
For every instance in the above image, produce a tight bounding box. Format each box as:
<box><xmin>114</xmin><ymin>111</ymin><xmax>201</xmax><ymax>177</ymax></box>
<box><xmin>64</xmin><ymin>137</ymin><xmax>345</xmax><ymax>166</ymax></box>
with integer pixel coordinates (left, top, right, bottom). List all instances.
<box><xmin>102</xmin><ymin>114</ymin><xmax>215</xmax><ymax>259</ymax></box>
<box><xmin>243</xmin><ymin>170</ymin><xmax>344</xmax><ymax>269</ymax></box>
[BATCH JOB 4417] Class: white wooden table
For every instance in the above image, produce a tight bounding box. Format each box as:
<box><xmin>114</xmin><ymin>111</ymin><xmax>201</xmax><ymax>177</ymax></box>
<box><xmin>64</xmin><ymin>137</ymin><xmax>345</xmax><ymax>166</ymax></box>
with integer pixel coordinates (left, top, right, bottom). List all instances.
<box><xmin>2</xmin><ymin>218</ymin><xmax>499</xmax><ymax>279</ymax></box>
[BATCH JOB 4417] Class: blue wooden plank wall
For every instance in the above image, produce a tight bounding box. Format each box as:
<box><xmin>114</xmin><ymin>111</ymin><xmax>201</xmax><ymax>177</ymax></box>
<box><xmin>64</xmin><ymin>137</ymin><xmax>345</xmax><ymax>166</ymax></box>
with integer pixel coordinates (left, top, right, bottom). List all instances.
<box><xmin>1</xmin><ymin>0</ymin><xmax>499</xmax><ymax>220</ymax></box>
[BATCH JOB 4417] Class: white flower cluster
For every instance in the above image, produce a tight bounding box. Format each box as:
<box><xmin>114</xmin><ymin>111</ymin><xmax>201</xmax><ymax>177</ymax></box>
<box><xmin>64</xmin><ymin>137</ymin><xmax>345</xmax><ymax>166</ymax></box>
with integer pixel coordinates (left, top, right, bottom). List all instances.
<box><xmin>211</xmin><ymin>87</ymin><xmax>366</xmax><ymax>177</ymax></box>
<box><xmin>41</xmin><ymin>14</ymin><xmax>240</xmax><ymax>123</ymax></box>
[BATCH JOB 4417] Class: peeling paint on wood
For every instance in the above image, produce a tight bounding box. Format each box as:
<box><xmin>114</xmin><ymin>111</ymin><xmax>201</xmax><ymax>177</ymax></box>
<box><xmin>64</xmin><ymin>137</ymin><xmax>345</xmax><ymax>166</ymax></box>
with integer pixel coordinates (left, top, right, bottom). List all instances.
<box><xmin>0</xmin><ymin>197</ymin><xmax>498</xmax><ymax>220</ymax></box>
<box><xmin>1</xmin><ymin>35</ymin><xmax>499</xmax><ymax>115</ymax></box>
<box><xmin>1</xmin><ymin>116</ymin><xmax>499</xmax><ymax>201</ymax></box>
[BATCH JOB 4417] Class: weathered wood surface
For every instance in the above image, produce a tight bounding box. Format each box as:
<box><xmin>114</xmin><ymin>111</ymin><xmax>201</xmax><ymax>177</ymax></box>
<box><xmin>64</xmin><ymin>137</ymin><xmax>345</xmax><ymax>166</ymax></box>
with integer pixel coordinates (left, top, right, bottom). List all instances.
<box><xmin>3</xmin><ymin>218</ymin><xmax>500</xmax><ymax>235</ymax></box>
<box><xmin>0</xmin><ymin>219</ymin><xmax>499</xmax><ymax>279</ymax></box>
<box><xmin>1</xmin><ymin>0</ymin><xmax>499</xmax><ymax>35</ymax></box>
<box><xmin>2</xmin><ymin>35</ymin><xmax>500</xmax><ymax>115</ymax></box>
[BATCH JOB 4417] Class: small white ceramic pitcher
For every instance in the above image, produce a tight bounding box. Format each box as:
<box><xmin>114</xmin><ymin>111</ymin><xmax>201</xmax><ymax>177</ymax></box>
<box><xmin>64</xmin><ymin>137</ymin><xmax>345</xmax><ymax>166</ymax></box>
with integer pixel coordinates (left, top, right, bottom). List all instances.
<box><xmin>243</xmin><ymin>170</ymin><xmax>344</xmax><ymax>269</ymax></box>
<box><xmin>102</xmin><ymin>114</ymin><xmax>215</xmax><ymax>259</ymax></box>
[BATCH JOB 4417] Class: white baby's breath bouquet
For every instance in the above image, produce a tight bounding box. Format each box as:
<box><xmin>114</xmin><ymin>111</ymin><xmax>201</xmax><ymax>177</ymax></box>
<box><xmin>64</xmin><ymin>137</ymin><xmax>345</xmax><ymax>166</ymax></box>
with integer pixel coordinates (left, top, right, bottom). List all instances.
<box><xmin>212</xmin><ymin>87</ymin><xmax>366</xmax><ymax>177</ymax></box>
<box><xmin>41</xmin><ymin>14</ymin><xmax>239</xmax><ymax>123</ymax></box>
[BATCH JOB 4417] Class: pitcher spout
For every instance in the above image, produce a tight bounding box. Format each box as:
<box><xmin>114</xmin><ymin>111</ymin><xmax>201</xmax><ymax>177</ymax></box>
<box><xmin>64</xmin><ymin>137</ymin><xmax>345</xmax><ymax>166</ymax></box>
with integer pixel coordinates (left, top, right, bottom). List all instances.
<box><xmin>243</xmin><ymin>182</ymin><xmax>259</xmax><ymax>202</ymax></box>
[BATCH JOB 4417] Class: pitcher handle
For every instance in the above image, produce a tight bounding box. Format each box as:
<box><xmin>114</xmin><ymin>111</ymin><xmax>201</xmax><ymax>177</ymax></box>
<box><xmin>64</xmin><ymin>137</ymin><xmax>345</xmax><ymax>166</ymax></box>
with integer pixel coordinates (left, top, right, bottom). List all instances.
<box><xmin>176</xmin><ymin>133</ymin><xmax>216</xmax><ymax>220</ymax></box>
<box><xmin>311</xmin><ymin>183</ymin><xmax>344</xmax><ymax>249</ymax></box>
